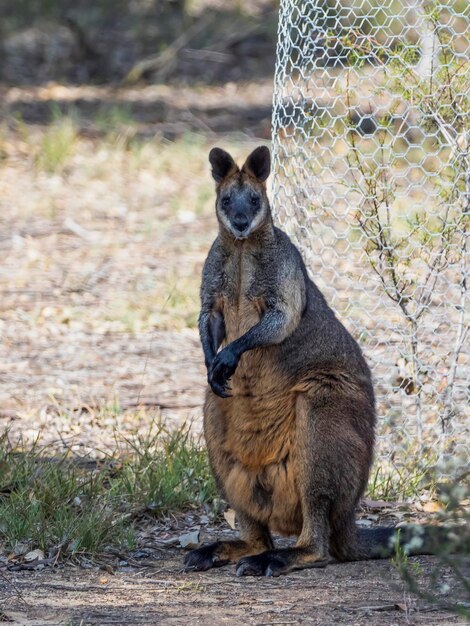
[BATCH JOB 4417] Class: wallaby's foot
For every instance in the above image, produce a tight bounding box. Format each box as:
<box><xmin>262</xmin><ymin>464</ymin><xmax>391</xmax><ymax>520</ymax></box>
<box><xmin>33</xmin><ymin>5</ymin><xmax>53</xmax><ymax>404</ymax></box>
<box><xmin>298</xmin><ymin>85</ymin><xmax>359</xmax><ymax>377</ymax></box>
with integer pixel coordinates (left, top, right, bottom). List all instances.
<box><xmin>184</xmin><ymin>542</ymin><xmax>230</xmax><ymax>571</ymax></box>
<box><xmin>184</xmin><ymin>539</ymin><xmax>266</xmax><ymax>572</ymax></box>
<box><xmin>236</xmin><ymin>548</ymin><xmax>328</xmax><ymax>577</ymax></box>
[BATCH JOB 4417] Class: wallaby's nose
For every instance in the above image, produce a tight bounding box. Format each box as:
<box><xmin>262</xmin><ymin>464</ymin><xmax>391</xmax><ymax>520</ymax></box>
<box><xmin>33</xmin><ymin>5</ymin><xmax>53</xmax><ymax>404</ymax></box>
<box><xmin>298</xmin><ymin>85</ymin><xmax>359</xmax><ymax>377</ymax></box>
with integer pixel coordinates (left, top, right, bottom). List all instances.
<box><xmin>233</xmin><ymin>214</ymin><xmax>249</xmax><ymax>233</ymax></box>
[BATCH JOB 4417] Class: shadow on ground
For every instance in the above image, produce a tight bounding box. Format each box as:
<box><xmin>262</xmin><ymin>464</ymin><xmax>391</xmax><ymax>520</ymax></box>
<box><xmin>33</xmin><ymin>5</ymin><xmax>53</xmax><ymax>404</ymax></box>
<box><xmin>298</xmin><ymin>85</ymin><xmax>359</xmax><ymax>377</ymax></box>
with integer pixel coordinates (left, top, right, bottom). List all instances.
<box><xmin>2</xmin><ymin>85</ymin><xmax>273</xmax><ymax>140</ymax></box>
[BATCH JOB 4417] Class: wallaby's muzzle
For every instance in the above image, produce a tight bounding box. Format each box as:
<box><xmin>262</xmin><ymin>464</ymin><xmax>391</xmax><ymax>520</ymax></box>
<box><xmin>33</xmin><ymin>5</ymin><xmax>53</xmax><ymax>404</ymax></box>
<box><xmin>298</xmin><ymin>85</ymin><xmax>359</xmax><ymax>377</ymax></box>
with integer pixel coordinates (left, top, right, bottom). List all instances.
<box><xmin>232</xmin><ymin>212</ymin><xmax>250</xmax><ymax>235</ymax></box>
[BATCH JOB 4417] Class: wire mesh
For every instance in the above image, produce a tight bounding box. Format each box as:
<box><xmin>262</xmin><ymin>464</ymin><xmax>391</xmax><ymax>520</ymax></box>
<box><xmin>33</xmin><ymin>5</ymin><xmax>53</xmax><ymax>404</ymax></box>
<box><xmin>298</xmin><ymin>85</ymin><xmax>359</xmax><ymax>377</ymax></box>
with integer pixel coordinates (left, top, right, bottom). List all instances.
<box><xmin>271</xmin><ymin>0</ymin><xmax>469</xmax><ymax>478</ymax></box>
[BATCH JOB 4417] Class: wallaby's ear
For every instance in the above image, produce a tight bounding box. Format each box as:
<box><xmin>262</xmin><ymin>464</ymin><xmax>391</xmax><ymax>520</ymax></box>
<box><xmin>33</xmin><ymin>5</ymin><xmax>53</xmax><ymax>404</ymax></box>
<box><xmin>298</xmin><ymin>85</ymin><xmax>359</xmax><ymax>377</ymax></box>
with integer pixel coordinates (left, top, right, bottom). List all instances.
<box><xmin>209</xmin><ymin>147</ymin><xmax>238</xmax><ymax>183</ymax></box>
<box><xmin>242</xmin><ymin>145</ymin><xmax>271</xmax><ymax>182</ymax></box>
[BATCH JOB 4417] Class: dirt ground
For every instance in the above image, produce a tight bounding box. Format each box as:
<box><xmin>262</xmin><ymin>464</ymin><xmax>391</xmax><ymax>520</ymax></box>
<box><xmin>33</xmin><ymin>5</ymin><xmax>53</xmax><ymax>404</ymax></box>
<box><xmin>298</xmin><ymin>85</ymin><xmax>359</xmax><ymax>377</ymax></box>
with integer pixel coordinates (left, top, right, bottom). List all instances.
<box><xmin>0</xmin><ymin>547</ymin><xmax>466</xmax><ymax>626</ymax></box>
<box><xmin>0</xmin><ymin>79</ymin><xmax>277</xmax><ymax>454</ymax></box>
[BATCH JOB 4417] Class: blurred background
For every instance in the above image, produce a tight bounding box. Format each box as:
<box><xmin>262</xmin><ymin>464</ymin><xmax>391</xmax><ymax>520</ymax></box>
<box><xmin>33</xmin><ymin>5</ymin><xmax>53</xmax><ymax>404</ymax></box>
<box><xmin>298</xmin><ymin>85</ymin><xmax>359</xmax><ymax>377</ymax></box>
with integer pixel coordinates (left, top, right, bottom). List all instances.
<box><xmin>0</xmin><ymin>0</ymin><xmax>280</xmax><ymax>452</ymax></box>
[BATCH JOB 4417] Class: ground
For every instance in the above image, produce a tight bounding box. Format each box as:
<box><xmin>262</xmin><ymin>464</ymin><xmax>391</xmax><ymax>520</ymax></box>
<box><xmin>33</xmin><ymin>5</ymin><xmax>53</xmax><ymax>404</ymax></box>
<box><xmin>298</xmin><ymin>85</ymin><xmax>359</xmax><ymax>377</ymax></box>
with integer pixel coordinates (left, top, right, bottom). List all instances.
<box><xmin>1</xmin><ymin>549</ymin><xmax>466</xmax><ymax>626</ymax></box>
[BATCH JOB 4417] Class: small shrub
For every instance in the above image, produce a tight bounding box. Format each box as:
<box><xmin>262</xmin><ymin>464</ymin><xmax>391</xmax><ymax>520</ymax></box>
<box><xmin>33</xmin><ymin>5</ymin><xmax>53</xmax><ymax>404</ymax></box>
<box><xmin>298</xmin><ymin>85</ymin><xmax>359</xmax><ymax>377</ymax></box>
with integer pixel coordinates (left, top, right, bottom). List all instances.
<box><xmin>35</xmin><ymin>115</ymin><xmax>78</xmax><ymax>174</ymax></box>
<box><xmin>391</xmin><ymin>459</ymin><xmax>470</xmax><ymax>618</ymax></box>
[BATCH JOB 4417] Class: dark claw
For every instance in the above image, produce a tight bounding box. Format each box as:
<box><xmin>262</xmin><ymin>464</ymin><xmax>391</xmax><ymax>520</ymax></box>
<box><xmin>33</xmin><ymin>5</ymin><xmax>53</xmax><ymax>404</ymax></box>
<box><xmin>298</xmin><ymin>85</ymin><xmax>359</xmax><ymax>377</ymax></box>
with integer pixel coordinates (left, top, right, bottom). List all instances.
<box><xmin>236</xmin><ymin>560</ymin><xmax>264</xmax><ymax>577</ymax></box>
<box><xmin>208</xmin><ymin>366</ymin><xmax>233</xmax><ymax>398</ymax></box>
<box><xmin>209</xmin><ymin>378</ymin><xmax>232</xmax><ymax>398</ymax></box>
<box><xmin>266</xmin><ymin>564</ymin><xmax>281</xmax><ymax>577</ymax></box>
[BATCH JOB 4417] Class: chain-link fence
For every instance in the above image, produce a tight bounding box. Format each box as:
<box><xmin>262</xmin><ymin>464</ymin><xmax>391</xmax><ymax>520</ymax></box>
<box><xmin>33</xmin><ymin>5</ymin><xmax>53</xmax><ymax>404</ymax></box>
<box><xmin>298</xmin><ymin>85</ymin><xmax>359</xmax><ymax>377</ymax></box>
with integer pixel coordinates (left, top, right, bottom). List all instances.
<box><xmin>271</xmin><ymin>0</ymin><xmax>469</xmax><ymax>483</ymax></box>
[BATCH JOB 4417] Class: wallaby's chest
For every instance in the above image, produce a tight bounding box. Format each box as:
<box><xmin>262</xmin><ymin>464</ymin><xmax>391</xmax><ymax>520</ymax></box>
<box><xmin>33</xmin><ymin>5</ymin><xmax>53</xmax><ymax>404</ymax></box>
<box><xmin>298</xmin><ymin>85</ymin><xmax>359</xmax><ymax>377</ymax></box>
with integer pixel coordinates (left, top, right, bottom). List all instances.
<box><xmin>219</xmin><ymin>251</ymin><xmax>265</xmax><ymax>342</ymax></box>
<box><xmin>217</xmin><ymin>250</ymin><xmax>285</xmax><ymax>397</ymax></box>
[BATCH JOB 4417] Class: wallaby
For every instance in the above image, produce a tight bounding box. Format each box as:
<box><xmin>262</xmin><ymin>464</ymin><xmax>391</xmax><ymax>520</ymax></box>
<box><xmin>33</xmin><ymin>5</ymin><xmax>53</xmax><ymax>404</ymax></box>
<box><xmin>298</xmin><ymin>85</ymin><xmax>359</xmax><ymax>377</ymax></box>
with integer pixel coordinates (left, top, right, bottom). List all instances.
<box><xmin>184</xmin><ymin>146</ymin><xmax>443</xmax><ymax>577</ymax></box>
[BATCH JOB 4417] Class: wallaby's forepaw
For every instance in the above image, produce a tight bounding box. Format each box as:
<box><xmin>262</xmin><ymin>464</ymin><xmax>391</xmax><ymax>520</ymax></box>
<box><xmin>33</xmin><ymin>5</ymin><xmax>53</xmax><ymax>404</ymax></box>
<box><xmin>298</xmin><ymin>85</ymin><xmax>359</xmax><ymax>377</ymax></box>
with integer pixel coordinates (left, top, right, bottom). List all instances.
<box><xmin>208</xmin><ymin>347</ymin><xmax>238</xmax><ymax>398</ymax></box>
<box><xmin>183</xmin><ymin>543</ymin><xmax>229</xmax><ymax>572</ymax></box>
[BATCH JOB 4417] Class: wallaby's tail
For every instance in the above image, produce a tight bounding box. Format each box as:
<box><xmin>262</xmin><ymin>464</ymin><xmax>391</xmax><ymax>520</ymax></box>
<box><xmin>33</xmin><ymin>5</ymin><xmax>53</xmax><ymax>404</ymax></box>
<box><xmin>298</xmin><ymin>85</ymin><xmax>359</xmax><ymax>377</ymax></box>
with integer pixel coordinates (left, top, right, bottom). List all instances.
<box><xmin>356</xmin><ymin>524</ymin><xmax>450</xmax><ymax>560</ymax></box>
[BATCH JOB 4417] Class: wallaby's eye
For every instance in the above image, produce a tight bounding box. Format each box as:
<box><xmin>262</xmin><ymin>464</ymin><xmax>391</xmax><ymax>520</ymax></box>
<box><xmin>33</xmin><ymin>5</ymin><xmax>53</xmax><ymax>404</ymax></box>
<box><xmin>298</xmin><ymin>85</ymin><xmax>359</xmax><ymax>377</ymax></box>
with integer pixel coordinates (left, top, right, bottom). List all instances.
<box><xmin>250</xmin><ymin>194</ymin><xmax>260</xmax><ymax>207</ymax></box>
<box><xmin>221</xmin><ymin>196</ymin><xmax>231</xmax><ymax>207</ymax></box>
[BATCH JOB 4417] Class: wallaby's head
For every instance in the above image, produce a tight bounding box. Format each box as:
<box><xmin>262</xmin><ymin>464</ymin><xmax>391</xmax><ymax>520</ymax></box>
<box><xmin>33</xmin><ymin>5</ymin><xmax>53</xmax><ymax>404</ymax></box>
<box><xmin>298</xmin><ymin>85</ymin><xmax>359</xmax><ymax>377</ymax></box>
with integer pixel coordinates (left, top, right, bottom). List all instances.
<box><xmin>209</xmin><ymin>146</ymin><xmax>271</xmax><ymax>240</ymax></box>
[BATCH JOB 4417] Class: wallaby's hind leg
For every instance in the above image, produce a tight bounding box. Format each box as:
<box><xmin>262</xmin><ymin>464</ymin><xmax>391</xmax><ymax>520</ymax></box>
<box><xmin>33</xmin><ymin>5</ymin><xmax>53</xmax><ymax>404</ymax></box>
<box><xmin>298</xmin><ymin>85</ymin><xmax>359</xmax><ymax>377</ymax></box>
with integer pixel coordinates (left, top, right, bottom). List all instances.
<box><xmin>236</xmin><ymin>506</ymin><xmax>358</xmax><ymax>576</ymax></box>
<box><xmin>186</xmin><ymin>393</ymin><xmax>276</xmax><ymax>572</ymax></box>
<box><xmin>184</xmin><ymin>511</ymin><xmax>273</xmax><ymax>572</ymax></box>
<box><xmin>237</xmin><ymin>393</ymin><xmax>373</xmax><ymax>576</ymax></box>
<box><xmin>329</xmin><ymin>509</ymin><xmax>360</xmax><ymax>561</ymax></box>
<box><xmin>236</xmin><ymin>490</ymin><xmax>330</xmax><ymax>577</ymax></box>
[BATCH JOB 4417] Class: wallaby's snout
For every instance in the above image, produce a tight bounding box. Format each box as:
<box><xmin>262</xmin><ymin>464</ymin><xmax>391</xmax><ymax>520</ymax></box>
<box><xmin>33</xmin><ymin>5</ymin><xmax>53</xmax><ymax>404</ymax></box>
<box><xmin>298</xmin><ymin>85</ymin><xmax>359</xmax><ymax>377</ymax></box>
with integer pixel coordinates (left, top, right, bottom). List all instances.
<box><xmin>232</xmin><ymin>212</ymin><xmax>249</xmax><ymax>235</ymax></box>
<box><xmin>209</xmin><ymin>146</ymin><xmax>272</xmax><ymax>241</ymax></box>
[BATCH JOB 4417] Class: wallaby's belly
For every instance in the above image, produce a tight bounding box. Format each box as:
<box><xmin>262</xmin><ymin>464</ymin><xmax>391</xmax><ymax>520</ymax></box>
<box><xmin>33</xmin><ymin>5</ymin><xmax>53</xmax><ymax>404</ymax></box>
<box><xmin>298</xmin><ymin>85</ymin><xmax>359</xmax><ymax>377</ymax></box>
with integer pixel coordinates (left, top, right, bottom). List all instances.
<box><xmin>211</xmin><ymin>296</ymin><xmax>303</xmax><ymax>534</ymax></box>
<box><xmin>205</xmin><ymin>374</ymin><xmax>302</xmax><ymax>535</ymax></box>
<box><xmin>224</xmin><ymin>451</ymin><xmax>303</xmax><ymax>536</ymax></box>
<box><xmin>223</xmin><ymin>393</ymin><xmax>302</xmax><ymax>535</ymax></box>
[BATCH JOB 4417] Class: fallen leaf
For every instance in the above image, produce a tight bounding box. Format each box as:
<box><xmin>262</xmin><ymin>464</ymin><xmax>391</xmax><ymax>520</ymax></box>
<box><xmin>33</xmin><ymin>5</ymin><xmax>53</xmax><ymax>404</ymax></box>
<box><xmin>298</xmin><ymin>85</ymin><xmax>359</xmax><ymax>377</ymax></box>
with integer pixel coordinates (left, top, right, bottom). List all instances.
<box><xmin>24</xmin><ymin>549</ymin><xmax>44</xmax><ymax>562</ymax></box>
<box><xmin>99</xmin><ymin>577</ymin><xmax>109</xmax><ymax>585</ymax></box>
<box><xmin>179</xmin><ymin>529</ymin><xmax>200</xmax><ymax>549</ymax></box>
<box><xmin>422</xmin><ymin>501</ymin><xmax>441</xmax><ymax>513</ymax></box>
<box><xmin>224</xmin><ymin>508</ymin><xmax>237</xmax><ymax>530</ymax></box>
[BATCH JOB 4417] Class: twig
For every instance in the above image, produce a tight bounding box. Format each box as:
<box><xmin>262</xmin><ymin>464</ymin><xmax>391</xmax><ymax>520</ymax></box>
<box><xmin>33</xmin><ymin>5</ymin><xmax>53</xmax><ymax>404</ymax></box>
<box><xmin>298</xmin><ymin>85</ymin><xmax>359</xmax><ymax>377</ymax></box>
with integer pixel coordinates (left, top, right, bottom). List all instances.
<box><xmin>442</xmin><ymin>131</ymin><xmax>469</xmax><ymax>431</ymax></box>
<box><xmin>7</xmin><ymin>557</ymin><xmax>55</xmax><ymax>571</ymax></box>
<box><xmin>257</xmin><ymin>621</ymin><xmax>297</xmax><ymax>625</ymax></box>
<box><xmin>352</xmin><ymin>604</ymin><xmax>401</xmax><ymax>612</ymax></box>
<box><xmin>0</xmin><ymin>569</ymin><xmax>29</xmax><ymax>606</ymax></box>
<box><xmin>121</xmin><ymin>398</ymin><xmax>201</xmax><ymax>410</ymax></box>
<box><xmin>123</xmin><ymin>14</ymin><xmax>215</xmax><ymax>84</ymax></box>
<box><xmin>63</xmin><ymin>217</ymin><xmax>99</xmax><ymax>242</ymax></box>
